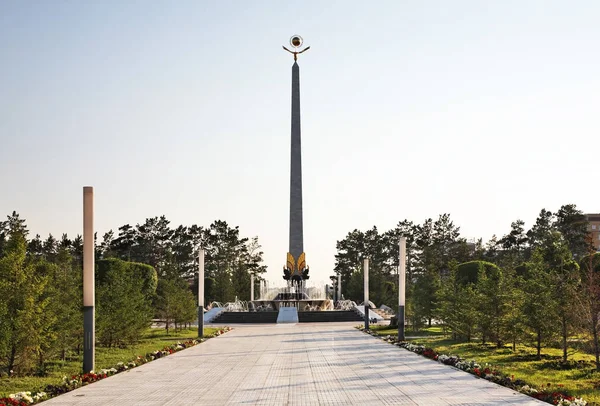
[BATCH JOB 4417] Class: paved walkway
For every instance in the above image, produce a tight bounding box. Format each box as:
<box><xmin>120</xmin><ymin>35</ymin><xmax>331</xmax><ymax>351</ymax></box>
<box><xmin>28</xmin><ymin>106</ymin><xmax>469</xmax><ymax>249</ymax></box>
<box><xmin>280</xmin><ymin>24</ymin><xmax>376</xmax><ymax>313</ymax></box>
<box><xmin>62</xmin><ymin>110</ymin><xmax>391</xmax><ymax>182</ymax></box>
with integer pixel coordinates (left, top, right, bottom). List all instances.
<box><xmin>44</xmin><ymin>323</ymin><xmax>545</xmax><ymax>405</ymax></box>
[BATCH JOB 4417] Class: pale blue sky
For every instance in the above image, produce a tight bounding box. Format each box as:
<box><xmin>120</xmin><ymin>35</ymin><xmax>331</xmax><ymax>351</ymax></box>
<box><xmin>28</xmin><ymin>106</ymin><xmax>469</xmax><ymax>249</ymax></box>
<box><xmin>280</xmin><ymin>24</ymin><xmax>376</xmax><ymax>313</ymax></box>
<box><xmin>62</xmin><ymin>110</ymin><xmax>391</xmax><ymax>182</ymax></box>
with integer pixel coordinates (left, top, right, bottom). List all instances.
<box><xmin>1</xmin><ymin>1</ymin><xmax>599</xmax><ymax>284</ymax></box>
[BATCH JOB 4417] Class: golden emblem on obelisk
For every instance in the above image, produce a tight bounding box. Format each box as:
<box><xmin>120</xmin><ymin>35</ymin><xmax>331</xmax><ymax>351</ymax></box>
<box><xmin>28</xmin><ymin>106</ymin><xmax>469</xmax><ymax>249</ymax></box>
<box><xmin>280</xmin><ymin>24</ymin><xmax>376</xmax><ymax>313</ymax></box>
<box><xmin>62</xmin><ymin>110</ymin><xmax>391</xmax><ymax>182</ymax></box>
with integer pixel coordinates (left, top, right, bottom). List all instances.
<box><xmin>282</xmin><ymin>35</ymin><xmax>310</xmax><ymax>61</ymax></box>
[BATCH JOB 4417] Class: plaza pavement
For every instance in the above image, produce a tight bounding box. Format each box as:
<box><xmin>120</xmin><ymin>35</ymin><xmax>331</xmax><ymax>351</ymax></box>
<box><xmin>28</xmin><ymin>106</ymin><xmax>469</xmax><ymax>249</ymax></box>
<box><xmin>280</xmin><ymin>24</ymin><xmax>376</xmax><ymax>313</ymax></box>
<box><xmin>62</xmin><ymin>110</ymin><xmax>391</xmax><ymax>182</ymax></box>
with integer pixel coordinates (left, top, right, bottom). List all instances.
<box><xmin>43</xmin><ymin>323</ymin><xmax>545</xmax><ymax>405</ymax></box>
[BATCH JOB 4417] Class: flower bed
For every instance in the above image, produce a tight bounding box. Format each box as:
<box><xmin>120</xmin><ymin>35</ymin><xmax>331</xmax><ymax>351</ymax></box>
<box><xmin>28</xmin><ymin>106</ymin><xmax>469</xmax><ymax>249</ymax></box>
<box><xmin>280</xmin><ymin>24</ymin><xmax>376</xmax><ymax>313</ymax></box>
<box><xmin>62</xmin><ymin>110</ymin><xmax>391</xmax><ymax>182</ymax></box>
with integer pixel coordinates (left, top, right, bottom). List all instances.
<box><xmin>357</xmin><ymin>327</ymin><xmax>587</xmax><ymax>406</ymax></box>
<box><xmin>0</xmin><ymin>327</ymin><xmax>232</xmax><ymax>406</ymax></box>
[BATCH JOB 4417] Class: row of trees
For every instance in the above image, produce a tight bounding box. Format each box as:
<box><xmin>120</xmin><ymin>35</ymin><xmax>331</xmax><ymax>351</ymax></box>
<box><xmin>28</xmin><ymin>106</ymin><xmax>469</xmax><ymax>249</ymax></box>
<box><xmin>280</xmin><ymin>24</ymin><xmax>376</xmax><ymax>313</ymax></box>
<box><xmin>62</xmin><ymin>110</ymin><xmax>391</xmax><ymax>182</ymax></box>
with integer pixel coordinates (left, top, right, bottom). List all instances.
<box><xmin>334</xmin><ymin>204</ymin><xmax>600</xmax><ymax>368</ymax></box>
<box><xmin>0</xmin><ymin>212</ymin><xmax>267</xmax><ymax>375</ymax></box>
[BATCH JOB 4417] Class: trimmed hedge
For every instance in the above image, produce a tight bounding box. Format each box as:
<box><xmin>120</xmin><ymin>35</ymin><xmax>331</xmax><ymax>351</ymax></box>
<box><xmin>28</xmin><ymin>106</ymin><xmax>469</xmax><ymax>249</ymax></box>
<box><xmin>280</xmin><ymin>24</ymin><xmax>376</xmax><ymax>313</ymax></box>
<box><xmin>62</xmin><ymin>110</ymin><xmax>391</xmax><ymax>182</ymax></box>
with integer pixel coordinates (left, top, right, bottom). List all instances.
<box><xmin>455</xmin><ymin>261</ymin><xmax>501</xmax><ymax>285</ymax></box>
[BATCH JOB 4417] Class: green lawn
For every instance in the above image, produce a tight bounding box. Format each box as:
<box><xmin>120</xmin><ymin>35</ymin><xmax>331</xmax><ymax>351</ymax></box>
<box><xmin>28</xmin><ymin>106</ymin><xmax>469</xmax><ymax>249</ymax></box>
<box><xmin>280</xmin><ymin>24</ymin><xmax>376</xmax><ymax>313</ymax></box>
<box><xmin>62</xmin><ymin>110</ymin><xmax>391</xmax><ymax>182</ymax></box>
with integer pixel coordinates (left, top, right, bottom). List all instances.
<box><xmin>369</xmin><ymin>326</ymin><xmax>600</xmax><ymax>405</ymax></box>
<box><xmin>0</xmin><ymin>327</ymin><xmax>220</xmax><ymax>398</ymax></box>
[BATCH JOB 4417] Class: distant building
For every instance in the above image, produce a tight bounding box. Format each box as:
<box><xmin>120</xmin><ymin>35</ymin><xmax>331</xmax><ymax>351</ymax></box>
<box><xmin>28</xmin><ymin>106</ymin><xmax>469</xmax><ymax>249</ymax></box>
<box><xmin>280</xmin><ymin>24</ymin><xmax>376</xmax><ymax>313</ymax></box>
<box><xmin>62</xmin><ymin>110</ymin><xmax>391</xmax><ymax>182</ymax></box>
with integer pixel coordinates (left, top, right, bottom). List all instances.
<box><xmin>585</xmin><ymin>213</ymin><xmax>600</xmax><ymax>251</ymax></box>
<box><xmin>466</xmin><ymin>240</ymin><xmax>477</xmax><ymax>254</ymax></box>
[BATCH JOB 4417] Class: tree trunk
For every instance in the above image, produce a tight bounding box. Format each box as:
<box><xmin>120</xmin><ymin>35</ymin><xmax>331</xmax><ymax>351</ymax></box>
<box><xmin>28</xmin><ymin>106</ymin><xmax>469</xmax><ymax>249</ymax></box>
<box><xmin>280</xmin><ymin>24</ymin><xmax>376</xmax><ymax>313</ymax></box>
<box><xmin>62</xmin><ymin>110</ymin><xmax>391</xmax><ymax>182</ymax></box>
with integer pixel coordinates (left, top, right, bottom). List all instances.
<box><xmin>562</xmin><ymin>314</ymin><xmax>567</xmax><ymax>362</ymax></box>
<box><xmin>496</xmin><ymin>331</ymin><xmax>501</xmax><ymax>348</ymax></box>
<box><xmin>38</xmin><ymin>351</ymin><xmax>45</xmax><ymax>374</ymax></box>
<box><xmin>512</xmin><ymin>337</ymin><xmax>516</xmax><ymax>352</ymax></box>
<box><xmin>8</xmin><ymin>344</ymin><xmax>17</xmax><ymax>372</ymax></box>
<box><xmin>593</xmin><ymin>316</ymin><xmax>600</xmax><ymax>371</ymax></box>
<box><xmin>537</xmin><ymin>329</ymin><xmax>541</xmax><ymax>358</ymax></box>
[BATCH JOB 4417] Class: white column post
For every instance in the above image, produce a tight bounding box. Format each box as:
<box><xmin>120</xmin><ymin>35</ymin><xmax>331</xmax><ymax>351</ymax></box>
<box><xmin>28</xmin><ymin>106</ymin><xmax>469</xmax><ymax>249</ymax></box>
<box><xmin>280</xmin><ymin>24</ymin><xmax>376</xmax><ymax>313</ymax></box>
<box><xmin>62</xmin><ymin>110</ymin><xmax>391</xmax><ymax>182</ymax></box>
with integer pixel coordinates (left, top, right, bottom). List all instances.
<box><xmin>250</xmin><ymin>273</ymin><xmax>255</xmax><ymax>301</ymax></box>
<box><xmin>198</xmin><ymin>249</ymin><xmax>205</xmax><ymax>337</ymax></box>
<box><xmin>364</xmin><ymin>257</ymin><xmax>370</xmax><ymax>329</ymax></box>
<box><xmin>83</xmin><ymin>186</ymin><xmax>95</xmax><ymax>373</ymax></box>
<box><xmin>398</xmin><ymin>237</ymin><xmax>407</xmax><ymax>340</ymax></box>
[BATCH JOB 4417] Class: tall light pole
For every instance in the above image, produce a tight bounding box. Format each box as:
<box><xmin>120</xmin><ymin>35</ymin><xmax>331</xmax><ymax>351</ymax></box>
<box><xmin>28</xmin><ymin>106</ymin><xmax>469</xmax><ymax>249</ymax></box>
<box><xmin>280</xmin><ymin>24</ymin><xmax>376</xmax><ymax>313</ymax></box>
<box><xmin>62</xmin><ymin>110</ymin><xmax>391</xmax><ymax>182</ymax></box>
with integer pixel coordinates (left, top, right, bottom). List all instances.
<box><xmin>82</xmin><ymin>186</ymin><xmax>95</xmax><ymax>373</ymax></box>
<box><xmin>398</xmin><ymin>237</ymin><xmax>407</xmax><ymax>340</ymax></box>
<box><xmin>198</xmin><ymin>249</ymin><xmax>205</xmax><ymax>338</ymax></box>
<box><xmin>364</xmin><ymin>257</ymin><xmax>370</xmax><ymax>330</ymax></box>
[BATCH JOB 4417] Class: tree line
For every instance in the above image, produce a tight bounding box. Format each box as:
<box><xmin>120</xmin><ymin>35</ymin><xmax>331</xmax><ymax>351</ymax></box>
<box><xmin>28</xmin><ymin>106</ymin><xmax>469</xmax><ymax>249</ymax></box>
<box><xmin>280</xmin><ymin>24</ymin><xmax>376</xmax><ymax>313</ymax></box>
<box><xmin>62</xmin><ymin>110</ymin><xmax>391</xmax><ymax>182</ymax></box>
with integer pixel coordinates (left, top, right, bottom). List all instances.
<box><xmin>0</xmin><ymin>212</ymin><xmax>266</xmax><ymax>375</ymax></box>
<box><xmin>334</xmin><ymin>204</ymin><xmax>600</xmax><ymax>368</ymax></box>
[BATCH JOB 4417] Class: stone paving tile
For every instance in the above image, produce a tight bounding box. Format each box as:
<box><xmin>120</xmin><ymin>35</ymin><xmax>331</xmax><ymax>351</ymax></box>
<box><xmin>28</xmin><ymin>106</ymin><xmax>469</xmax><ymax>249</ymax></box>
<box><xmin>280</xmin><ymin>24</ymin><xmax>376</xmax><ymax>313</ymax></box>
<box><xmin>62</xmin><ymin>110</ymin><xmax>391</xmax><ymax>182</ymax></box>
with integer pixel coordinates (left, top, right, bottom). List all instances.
<box><xmin>43</xmin><ymin>323</ymin><xmax>546</xmax><ymax>405</ymax></box>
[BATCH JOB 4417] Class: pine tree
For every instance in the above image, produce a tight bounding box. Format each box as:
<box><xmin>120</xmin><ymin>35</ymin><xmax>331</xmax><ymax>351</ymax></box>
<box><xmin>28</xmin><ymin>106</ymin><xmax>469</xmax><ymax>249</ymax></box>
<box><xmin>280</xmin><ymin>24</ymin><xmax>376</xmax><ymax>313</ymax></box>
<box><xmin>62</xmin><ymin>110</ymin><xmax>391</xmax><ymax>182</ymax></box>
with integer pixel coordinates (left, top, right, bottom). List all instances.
<box><xmin>541</xmin><ymin>231</ymin><xmax>579</xmax><ymax>362</ymax></box>
<box><xmin>555</xmin><ymin>204</ymin><xmax>592</xmax><ymax>260</ymax></box>
<box><xmin>578</xmin><ymin>250</ymin><xmax>600</xmax><ymax>370</ymax></box>
<box><xmin>522</xmin><ymin>250</ymin><xmax>557</xmax><ymax>358</ymax></box>
<box><xmin>0</xmin><ymin>219</ymin><xmax>7</xmax><ymax>257</ymax></box>
<box><xmin>476</xmin><ymin>264</ymin><xmax>506</xmax><ymax>347</ymax></box>
<box><xmin>501</xmin><ymin>268</ymin><xmax>526</xmax><ymax>351</ymax></box>
<box><xmin>98</xmin><ymin>230</ymin><xmax>115</xmax><ymax>259</ymax></box>
<box><xmin>47</xmin><ymin>246</ymin><xmax>82</xmax><ymax>362</ymax></box>
<box><xmin>96</xmin><ymin>260</ymin><xmax>153</xmax><ymax>347</ymax></box>
<box><xmin>437</xmin><ymin>264</ymin><xmax>479</xmax><ymax>341</ymax></box>
<box><xmin>526</xmin><ymin>209</ymin><xmax>555</xmax><ymax>252</ymax></box>
<box><xmin>0</xmin><ymin>214</ymin><xmax>47</xmax><ymax>373</ymax></box>
<box><xmin>498</xmin><ymin>220</ymin><xmax>528</xmax><ymax>267</ymax></box>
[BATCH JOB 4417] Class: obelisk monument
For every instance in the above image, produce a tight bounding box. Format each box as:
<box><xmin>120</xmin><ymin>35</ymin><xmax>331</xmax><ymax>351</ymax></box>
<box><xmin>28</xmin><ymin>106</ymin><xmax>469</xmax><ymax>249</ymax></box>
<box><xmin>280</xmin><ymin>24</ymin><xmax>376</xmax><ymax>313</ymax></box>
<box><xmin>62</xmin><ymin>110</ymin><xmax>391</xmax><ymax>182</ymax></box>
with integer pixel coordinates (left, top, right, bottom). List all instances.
<box><xmin>282</xmin><ymin>35</ymin><xmax>310</xmax><ymax>283</ymax></box>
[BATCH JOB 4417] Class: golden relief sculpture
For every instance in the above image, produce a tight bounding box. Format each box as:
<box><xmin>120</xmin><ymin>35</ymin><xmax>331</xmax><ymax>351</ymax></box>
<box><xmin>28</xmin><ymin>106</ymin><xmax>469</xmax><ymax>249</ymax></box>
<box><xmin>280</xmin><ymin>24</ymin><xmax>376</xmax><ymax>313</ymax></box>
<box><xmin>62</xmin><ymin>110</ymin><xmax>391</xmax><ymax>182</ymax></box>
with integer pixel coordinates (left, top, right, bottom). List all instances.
<box><xmin>297</xmin><ymin>252</ymin><xmax>306</xmax><ymax>274</ymax></box>
<box><xmin>285</xmin><ymin>252</ymin><xmax>307</xmax><ymax>276</ymax></box>
<box><xmin>287</xmin><ymin>252</ymin><xmax>295</xmax><ymax>273</ymax></box>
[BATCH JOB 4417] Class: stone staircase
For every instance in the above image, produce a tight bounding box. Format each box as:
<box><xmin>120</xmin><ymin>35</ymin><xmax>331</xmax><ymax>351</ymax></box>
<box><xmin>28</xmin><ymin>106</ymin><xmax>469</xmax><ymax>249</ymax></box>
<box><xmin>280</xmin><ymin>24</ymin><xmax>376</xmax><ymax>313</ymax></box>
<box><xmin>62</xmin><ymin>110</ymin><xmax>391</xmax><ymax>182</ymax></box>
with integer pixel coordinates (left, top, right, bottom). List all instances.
<box><xmin>298</xmin><ymin>310</ymin><xmax>364</xmax><ymax>323</ymax></box>
<box><xmin>210</xmin><ymin>311</ymin><xmax>278</xmax><ymax>324</ymax></box>
<box><xmin>210</xmin><ymin>310</ymin><xmax>364</xmax><ymax>324</ymax></box>
<box><xmin>370</xmin><ymin>308</ymin><xmax>393</xmax><ymax>320</ymax></box>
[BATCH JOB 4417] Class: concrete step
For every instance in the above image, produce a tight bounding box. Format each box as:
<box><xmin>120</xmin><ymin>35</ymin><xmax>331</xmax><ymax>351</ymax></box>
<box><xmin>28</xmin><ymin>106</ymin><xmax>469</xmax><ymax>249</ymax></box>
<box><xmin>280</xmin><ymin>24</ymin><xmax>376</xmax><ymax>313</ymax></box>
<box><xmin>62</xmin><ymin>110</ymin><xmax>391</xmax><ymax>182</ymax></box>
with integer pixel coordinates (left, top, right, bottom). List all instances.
<box><xmin>298</xmin><ymin>310</ymin><xmax>364</xmax><ymax>323</ymax></box>
<box><xmin>371</xmin><ymin>308</ymin><xmax>393</xmax><ymax>320</ymax></box>
<box><xmin>211</xmin><ymin>311</ymin><xmax>278</xmax><ymax>324</ymax></box>
<box><xmin>211</xmin><ymin>310</ymin><xmax>364</xmax><ymax>324</ymax></box>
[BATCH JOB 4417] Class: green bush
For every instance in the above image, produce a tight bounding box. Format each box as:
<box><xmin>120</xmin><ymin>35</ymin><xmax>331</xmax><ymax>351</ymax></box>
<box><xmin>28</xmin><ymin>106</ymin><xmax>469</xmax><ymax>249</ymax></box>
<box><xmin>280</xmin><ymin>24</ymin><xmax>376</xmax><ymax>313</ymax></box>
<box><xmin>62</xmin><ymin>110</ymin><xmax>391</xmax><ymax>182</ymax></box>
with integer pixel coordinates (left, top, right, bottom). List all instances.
<box><xmin>96</xmin><ymin>259</ymin><xmax>157</xmax><ymax>347</ymax></box>
<box><xmin>456</xmin><ymin>261</ymin><xmax>500</xmax><ymax>285</ymax></box>
<box><xmin>129</xmin><ymin>262</ymin><xmax>158</xmax><ymax>300</ymax></box>
<box><xmin>97</xmin><ymin>259</ymin><xmax>157</xmax><ymax>299</ymax></box>
<box><xmin>156</xmin><ymin>279</ymin><xmax>197</xmax><ymax>333</ymax></box>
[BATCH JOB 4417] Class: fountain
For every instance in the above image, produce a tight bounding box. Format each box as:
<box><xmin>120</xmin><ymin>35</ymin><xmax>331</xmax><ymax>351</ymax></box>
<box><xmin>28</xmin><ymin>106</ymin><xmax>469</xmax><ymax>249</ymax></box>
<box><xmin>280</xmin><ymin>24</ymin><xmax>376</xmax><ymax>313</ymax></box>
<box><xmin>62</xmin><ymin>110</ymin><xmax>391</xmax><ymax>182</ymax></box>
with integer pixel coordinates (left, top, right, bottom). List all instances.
<box><xmin>249</xmin><ymin>279</ymin><xmax>333</xmax><ymax>312</ymax></box>
<box><xmin>206</xmin><ymin>280</ymin><xmax>364</xmax><ymax>324</ymax></box>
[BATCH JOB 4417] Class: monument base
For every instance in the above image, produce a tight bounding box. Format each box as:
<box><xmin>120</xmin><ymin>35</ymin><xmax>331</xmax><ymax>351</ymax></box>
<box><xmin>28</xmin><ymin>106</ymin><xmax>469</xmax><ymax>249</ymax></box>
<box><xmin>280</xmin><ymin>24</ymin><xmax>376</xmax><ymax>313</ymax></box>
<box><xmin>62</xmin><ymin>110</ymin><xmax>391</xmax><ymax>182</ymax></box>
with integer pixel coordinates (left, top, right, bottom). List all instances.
<box><xmin>277</xmin><ymin>307</ymin><xmax>299</xmax><ymax>323</ymax></box>
<box><xmin>210</xmin><ymin>309</ymin><xmax>363</xmax><ymax>324</ymax></box>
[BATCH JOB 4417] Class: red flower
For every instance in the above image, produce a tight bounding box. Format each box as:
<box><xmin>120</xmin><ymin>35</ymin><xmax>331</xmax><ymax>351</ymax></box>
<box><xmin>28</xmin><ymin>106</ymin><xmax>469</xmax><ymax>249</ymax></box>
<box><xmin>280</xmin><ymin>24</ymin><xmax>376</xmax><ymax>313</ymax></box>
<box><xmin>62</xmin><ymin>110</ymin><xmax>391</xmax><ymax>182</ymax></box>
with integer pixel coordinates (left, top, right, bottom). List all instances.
<box><xmin>0</xmin><ymin>398</ymin><xmax>28</xmax><ymax>406</ymax></box>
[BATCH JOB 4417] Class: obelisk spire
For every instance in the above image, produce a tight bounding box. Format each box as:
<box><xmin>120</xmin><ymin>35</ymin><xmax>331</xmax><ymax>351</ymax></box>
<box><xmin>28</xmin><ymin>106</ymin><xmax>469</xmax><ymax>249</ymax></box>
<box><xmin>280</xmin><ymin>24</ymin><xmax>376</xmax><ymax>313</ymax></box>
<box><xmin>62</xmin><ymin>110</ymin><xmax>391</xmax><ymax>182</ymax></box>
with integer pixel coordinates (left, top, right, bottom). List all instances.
<box><xmin>283</xmin><ymin>35</ymin><xmax>310</xmax><ymax>282</ymax></box>
<box><xmin>289</xmin><ymin>60</ymin><xmax>303</xmax><ymax>260</ymax></box>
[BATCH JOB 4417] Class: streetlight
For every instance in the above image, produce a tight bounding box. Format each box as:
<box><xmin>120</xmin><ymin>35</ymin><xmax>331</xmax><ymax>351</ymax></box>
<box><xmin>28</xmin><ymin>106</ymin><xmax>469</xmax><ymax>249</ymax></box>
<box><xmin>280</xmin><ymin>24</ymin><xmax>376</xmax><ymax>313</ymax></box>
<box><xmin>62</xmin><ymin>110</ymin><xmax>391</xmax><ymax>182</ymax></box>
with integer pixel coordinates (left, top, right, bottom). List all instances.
<box><xmin>198</xmin><ymin>248</ymin><xmax>205</xmax><ymax>338</ymax></box>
